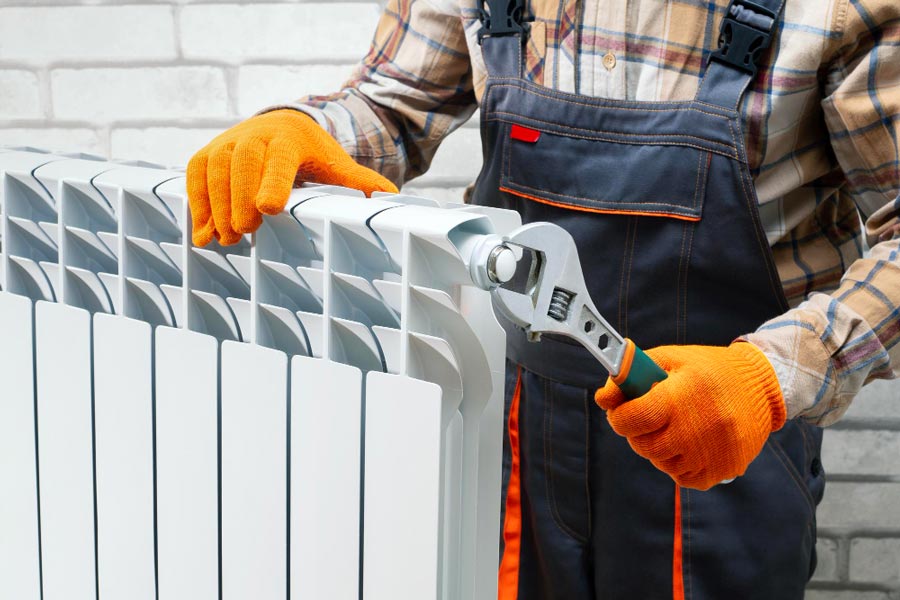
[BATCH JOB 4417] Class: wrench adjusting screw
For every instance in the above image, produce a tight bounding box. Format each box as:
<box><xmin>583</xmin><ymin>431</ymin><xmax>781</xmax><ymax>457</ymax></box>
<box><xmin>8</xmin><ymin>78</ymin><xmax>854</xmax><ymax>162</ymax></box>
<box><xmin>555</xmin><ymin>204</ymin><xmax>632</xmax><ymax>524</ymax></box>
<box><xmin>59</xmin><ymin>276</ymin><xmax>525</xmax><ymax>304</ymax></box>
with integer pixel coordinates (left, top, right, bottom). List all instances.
<box><xmin>548</xmin><ymin>288</ymin><xmax>574</xmax><ymax>321</ymax></box>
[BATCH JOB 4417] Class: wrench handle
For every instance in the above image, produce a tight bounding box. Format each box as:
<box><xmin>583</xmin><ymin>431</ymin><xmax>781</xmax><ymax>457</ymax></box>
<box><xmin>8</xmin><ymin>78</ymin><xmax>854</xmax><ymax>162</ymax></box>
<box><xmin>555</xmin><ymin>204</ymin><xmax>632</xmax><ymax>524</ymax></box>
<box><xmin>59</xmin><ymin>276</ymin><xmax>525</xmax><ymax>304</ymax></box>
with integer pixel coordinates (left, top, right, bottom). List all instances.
<box><xmin>614</xmin><ymin>339</ymin><xmax>668</xmax><ymax>400</ymax></box>
<box><xmin>612</xmin><ymin>340</ymin><xmax>735</xmax><ymax>485</ymax></box>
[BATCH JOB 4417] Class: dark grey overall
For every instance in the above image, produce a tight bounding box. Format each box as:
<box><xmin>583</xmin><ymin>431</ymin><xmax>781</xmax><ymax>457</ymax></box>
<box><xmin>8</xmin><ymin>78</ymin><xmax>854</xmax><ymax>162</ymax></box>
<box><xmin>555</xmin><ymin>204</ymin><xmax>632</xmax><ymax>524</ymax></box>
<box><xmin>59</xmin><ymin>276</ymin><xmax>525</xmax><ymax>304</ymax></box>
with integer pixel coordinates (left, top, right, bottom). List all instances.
<box><xmin>470</xmin><ymin>1</ymin><xmax>826</xmax><ymax>598</ymax></box>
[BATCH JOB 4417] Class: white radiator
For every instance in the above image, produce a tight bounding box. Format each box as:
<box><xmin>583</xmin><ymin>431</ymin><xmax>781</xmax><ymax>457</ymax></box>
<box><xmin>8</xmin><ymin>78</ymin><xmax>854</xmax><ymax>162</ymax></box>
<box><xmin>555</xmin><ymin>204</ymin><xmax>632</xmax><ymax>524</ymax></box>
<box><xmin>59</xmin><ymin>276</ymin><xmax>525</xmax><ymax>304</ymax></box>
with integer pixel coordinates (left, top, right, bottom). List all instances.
<box><xmin>0</xmin><ymin>147</ymin><xmax>522</xmax><ymax>600</ymax></box>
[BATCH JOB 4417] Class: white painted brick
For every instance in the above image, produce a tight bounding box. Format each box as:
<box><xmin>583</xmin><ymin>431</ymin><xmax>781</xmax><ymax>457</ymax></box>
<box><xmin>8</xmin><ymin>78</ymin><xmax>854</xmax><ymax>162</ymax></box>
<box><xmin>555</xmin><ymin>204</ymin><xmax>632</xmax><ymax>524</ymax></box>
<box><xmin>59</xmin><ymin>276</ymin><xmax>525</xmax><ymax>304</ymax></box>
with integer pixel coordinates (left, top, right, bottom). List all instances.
<box><xmin>842</xmin><ymin>379</ymin><xmax>900</xmax><ymax>421</ymax></box>
<box><xmin>804</xmin><ymin>592</ymin><xmax>890</xmax><ymax>600</ymax></box>
<box><xmin>817</xmin><ymin>483</ymin><xmax>900</xmax><ymax>530</ymax></box>
<box><xmin>0</xmin><ymin>128</ymin><xmax>106</xmax><ymax>156</ymax></box>
<box><xmin>413</xmin><ymin>127</ymin><xmax>483</xmax><ymax>185</ymax></box>
<box><xmin>812</xmin><ymin>538</ymin><xmax>840</xmax><ymax>582</ymax></box>
<box><xmin>237</xmin><ymin>64</ymin><xmax>356</xmax><ymax>118</ymax></box>
<box><xmin>51</xmin><ymin>68</ymin><xmax>228</xmax><ymax>122</ymax></box>
<box><xmin>111</xmin><ymin>127</ymin><xmax>229</xmax><ymax>169</ymax></box>
<box><xmin>849</xmin><ymin>539</ymin><xmax>900</xmax><ymax>584</ymax></box>
<box><xmin>180</xmin><ymin>4</ymin><xmax>379</xmax><ymax>62</ymax></box>
<box><xmin>0</xmin><ymin>6</ymin><xmax>176</xmax><ymax>65</ymax></box>
<box><xmin>400</xmin><ymin>186</ymin><xmax>469</xmax><ymax>205</ymax></box>
<box><xmin>0</xmin><ymin>70</ymin><xmax>42</xmax><ymax>119</ymax></box>
<box><xmin>822</xmin><ymin>430</ymin><xmax>900</xmax><ymax>477</ymax></box>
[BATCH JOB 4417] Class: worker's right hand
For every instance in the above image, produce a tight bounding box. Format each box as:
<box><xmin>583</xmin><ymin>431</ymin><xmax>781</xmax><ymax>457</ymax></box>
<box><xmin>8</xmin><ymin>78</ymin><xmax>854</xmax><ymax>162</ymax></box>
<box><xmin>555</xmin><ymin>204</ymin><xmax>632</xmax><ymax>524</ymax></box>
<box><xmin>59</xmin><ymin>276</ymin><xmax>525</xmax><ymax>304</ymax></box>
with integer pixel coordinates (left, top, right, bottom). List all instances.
<box><xmin>187</xmin><ymin>109</ymin><xmax>398</xmax><ymax>246</ymax></box>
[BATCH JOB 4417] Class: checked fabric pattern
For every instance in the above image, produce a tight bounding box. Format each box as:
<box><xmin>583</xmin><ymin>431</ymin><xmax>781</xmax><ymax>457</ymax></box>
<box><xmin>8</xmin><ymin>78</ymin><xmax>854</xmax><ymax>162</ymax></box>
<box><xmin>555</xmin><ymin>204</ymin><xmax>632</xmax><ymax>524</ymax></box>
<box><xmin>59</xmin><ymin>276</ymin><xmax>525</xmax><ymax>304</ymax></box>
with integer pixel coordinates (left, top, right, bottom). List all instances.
<box><xmin>265</xmin><ymin>0</ymin><xmax>900</xmax><ymax>425</ymax></box>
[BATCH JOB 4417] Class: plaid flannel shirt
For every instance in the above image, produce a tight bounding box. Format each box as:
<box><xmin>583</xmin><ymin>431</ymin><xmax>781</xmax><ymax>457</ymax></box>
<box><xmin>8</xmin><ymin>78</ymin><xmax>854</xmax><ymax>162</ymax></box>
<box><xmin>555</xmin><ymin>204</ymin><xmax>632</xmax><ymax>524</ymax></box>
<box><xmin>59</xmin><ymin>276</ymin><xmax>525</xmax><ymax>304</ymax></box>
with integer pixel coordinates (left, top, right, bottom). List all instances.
<box><xmin>275</xmin><ymin>0</ymin><xmax>900</xmax><ymax>425</ymax></box>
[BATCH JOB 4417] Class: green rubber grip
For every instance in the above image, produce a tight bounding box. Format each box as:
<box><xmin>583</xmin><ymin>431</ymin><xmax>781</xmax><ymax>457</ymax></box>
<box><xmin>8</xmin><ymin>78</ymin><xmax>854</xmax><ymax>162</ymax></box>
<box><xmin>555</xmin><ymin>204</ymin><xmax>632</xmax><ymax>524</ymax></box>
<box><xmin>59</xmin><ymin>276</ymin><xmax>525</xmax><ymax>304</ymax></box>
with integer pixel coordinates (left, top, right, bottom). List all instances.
<box><xmin>619</xmin><ymin>344</ymin><xmax>668</xmax><ymax>400</ymax></box>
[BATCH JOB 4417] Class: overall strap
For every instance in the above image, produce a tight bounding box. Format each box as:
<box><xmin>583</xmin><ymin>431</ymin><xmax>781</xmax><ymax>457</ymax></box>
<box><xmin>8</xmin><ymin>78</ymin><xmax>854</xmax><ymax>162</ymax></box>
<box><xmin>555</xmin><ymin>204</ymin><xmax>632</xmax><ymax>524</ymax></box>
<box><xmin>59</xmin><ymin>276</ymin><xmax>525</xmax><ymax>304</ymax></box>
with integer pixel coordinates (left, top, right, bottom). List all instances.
<box><xmin>696</xmin><ymin>0</ymin><xmax>786</xmax><ymax>111</ymax></box>
<box><xmin>477</xmin><ymin>0</ymin><xmax>529</xmax><ymax>78</ymax></box>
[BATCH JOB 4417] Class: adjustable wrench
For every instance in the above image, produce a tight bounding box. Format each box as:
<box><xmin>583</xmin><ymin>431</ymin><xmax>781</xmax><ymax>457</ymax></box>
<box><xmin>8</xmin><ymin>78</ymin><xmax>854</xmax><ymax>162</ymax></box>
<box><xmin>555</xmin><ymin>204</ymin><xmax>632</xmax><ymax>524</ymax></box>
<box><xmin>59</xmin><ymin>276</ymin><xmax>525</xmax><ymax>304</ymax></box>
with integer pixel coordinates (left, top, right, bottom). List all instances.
<box><xmin>469</xmin><ymin>222</ymin><xmax>667</xmax><ymax>399</ymax></box>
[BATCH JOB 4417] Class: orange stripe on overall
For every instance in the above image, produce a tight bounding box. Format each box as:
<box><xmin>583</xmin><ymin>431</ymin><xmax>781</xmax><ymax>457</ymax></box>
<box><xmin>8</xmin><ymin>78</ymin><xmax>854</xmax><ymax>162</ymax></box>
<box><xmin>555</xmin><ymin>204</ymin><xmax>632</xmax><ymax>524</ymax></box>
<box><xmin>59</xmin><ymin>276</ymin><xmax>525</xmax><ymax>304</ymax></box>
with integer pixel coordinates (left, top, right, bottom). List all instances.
<box><xmin>498</xmin><ymin>368</ymin><xmax>523</xmax><ymax>600</ymax></box>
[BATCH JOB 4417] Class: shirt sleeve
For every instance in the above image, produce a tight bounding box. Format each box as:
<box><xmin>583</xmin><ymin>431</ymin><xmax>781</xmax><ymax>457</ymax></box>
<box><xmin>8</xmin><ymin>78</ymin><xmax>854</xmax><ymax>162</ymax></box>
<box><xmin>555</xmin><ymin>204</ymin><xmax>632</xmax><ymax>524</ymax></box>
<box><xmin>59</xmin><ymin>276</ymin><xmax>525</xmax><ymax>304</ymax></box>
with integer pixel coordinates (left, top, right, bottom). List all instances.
<box><xmin>264</xmin><ymin>0</ymin><xmax>477</xmax><ymax>188</ymax></box>
<box><xmin>742</xmin><ymin>0</ymin><xmax>900</xmax><ymax>426</ymax></box>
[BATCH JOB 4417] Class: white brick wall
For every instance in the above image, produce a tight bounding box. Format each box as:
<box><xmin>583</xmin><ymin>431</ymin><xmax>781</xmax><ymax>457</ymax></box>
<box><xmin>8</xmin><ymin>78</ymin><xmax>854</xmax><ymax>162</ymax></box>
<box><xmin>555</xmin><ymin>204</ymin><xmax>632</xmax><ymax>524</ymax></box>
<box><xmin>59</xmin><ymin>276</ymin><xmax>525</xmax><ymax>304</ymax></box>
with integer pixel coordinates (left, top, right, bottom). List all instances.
<box><xmin>0</xmin><ymin>2</ymin><xmax>898</xmax><ymax>597</ymax></box>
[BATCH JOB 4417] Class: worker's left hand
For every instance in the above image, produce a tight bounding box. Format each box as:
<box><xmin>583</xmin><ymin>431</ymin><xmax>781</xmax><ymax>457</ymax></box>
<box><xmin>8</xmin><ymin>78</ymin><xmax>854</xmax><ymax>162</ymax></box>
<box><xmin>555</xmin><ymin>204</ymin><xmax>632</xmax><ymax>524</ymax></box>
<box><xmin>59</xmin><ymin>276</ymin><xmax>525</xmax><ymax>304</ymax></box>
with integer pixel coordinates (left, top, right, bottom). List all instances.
<box><xmin>594</xmin><ymin>342</ymin><xmax>786</xmax><ymax>491</ymax></box>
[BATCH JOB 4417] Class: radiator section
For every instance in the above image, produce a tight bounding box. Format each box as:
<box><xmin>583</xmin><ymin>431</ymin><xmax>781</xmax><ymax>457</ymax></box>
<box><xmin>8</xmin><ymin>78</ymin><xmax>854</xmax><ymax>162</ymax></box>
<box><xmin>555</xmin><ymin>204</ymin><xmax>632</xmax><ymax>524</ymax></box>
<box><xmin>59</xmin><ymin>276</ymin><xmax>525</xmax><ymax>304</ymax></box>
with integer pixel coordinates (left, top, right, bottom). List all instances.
<box><xmin>0</xmin><ymin>148</ymin><xmax>521</xmax><ymax>600</ymax></box>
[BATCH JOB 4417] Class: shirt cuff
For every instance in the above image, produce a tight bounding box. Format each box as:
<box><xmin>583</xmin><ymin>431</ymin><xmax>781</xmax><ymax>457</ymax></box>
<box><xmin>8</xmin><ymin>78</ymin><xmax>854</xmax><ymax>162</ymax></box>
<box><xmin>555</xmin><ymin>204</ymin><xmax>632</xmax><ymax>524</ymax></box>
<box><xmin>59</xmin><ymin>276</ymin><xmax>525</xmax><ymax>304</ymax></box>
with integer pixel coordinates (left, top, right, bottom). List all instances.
<box><xmin>738</xmin><ymin>292</ymin><xmax>888</xmax><ymax>426</ymax></box>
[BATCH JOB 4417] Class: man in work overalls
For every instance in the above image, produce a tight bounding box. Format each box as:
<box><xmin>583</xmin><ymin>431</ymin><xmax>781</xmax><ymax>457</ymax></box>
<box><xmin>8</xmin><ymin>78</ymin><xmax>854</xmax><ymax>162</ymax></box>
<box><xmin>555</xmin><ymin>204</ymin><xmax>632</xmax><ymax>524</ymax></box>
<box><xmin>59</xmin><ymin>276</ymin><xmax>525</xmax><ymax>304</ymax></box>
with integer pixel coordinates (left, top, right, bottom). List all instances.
<box><xmin>187</xmin><ymin>0</ymin><xmax>900</xmax><ymax>597</ymax></box>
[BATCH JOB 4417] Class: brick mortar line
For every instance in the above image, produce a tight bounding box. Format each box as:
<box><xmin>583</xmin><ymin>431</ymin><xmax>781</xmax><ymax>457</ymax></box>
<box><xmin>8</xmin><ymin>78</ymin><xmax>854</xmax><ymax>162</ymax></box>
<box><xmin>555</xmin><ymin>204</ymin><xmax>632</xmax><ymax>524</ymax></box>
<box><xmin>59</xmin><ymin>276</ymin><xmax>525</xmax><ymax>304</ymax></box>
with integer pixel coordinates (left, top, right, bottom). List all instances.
<box><xmin>830</xmin><ymin>419</ymin><xmax>900</xmax><ymax>431</ymax></box>
<box><xmin>807</xmin><ymin>581</ymin><xmax>900</xmax><ymax>592</ymax></box>
<box><xmin>173</xmin><ymin>2</ymin><xmax>185</xmax><ymax>61</ymax></box>
<box><xmin>826</xmin><ymin>474</ymin><xmax>900</xmax><ymax>483</ymax></box>
<box><xmin>0</xmin><ymin>119</ymin><xmax>241</xmax><ymax>128</ymax></box>
<box><xmin>0</xmin><ymin>1</ymin><xmax>381</xmax><ymax>7</ymax></box>
<box><xmin>0</xmin><ymin>59</ymin><xmax>361</xmax><ymax>70</ymax></box>
<box><xmin>819</xmin><ymin>528</ymin><xmax>900</xmax><ymax>539</ymax></box>
<box><xmin>838</xmin><ymin>536</ymin><xmax>852</xmax><ymax>582</ymax></box>
<box><xmin>225</xmin><ymin>66</ymin><xmax>240</xmax><ymax>119</ymax></box>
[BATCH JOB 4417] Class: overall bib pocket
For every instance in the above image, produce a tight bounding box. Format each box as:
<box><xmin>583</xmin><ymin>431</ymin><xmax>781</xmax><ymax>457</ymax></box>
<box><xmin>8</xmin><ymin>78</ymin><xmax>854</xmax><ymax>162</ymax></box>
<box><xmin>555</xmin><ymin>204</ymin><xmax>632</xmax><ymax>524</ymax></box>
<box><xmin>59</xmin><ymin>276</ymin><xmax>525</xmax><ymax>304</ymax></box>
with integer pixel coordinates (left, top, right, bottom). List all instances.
<box><xmin>498</xmin><ymin>121</ymin><xmax>713</xmax><ymax>221</ymax></box>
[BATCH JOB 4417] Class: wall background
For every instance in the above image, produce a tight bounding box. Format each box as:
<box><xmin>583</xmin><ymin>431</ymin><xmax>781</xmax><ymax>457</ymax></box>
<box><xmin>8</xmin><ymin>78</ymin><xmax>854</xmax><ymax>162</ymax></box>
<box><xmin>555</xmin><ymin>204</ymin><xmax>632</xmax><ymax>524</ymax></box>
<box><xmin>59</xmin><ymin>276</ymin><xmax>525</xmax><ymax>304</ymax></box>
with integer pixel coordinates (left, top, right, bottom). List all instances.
<box><xmin>0</xmin><ymin>1</ymin><xmax>898</xmax><ymax>597</ymax></box>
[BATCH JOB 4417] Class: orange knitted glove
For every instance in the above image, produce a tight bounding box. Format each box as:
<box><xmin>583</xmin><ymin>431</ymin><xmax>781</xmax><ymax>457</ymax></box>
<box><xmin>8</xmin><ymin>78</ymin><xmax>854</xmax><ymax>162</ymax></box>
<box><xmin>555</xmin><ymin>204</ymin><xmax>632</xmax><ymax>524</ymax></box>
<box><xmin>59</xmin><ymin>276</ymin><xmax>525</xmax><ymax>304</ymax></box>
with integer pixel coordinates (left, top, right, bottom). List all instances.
<box><xmin>187</xmin><ymin>109</ymin><xmax>398</xmax><ymax>246</ymax></box>
<box><xmin>594</xmin><ymin>342</ymin><xmax>786</xmax><ymax>491</ymax></box>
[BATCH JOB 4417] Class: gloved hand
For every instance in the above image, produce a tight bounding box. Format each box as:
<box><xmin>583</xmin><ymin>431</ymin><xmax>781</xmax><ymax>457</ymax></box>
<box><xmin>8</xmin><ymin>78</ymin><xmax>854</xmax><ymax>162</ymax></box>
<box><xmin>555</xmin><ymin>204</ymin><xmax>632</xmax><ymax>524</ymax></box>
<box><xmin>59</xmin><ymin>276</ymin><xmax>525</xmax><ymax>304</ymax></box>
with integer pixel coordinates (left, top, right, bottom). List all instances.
<box><xmin>187</xmin><ymin>109</ymin><xmax>398</xmax><ymax>246</ymax></box>
<box><xmin>594</xmin><ymin>342</ymin><xmax>786</xmax><ymax>490</ymax></box>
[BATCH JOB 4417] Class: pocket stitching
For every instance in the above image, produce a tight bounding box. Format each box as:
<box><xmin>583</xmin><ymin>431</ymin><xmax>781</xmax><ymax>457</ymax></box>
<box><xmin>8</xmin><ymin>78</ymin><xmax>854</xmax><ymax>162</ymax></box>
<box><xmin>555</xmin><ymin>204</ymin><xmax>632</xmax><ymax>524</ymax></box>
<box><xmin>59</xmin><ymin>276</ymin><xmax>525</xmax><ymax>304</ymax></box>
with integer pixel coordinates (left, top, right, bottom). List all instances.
<box><xmin>487</xmin><ymin>111</ymin><xmax>739</xmax><ymax>158</ymax></box>
<box><xmin>501</xmin><ymin>178</ymin><xmax>705</xmax><ymax>215</ymax></box>
<box><xmin>765</xmin><ymin>440</ymin><xmax>816</xmax><ymax>513</ymax></box>
<box><xmin>544</xmin><ymin>379</ymin><xmax>590</xmax><ymax>543</ymax></box>
<box><xmin>485</xmin><ymin>82</ymin><xmax>738</xmax><ymax>120</ymax></box>
<box><xmin>500</xmin><ymin>130</ymin><xmax>711</xmax><ymax>219</ymax></box>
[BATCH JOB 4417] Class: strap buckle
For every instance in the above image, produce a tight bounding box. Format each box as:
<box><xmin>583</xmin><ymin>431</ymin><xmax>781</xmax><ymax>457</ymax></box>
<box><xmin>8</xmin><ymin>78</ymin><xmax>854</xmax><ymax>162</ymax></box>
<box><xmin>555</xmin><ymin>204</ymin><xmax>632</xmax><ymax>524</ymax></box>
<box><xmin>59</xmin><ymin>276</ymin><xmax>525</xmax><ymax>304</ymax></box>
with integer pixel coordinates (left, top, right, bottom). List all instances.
<box><xmin>477</xmin><ymin>0</ymin><xmax>531</xmax><ymax>43</ymax></box>
<box><xmin>708</xmin><ymin>0</ymin><xmax>778</xmax><ymax>76</ymax></box>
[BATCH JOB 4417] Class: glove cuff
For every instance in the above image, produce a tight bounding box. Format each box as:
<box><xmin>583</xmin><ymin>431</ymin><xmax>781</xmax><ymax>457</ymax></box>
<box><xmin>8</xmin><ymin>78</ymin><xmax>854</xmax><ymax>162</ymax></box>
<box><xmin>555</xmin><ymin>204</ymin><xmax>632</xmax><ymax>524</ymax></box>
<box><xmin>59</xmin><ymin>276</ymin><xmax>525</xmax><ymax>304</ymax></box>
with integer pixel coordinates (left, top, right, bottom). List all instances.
<box><xmin>730</xmin><ymin>341</ymin><xmax>787</xmax><ymax>432</ymax></box>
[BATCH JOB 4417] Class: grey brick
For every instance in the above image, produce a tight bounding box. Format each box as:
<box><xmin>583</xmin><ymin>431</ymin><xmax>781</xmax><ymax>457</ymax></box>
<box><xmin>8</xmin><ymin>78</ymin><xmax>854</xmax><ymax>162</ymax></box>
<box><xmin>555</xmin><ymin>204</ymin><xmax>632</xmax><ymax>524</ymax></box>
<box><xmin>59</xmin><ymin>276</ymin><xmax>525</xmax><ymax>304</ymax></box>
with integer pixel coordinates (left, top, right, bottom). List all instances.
<box><xmin>812</xmin><ymin>538</ymin><xmax>840</xmax><ymax>582</ymax></box>
<box><xmin>804</xmin><ymin>592</ymin><xmax>890</xmax><ymax>600</ymax></box>
<box><xmin>849</xmin><ymin>538</ymin><xmax>900</xmax><ymax>584</ymax></box>
<box><xmin>822</xmin><ymin>430</ymin><xmax>900</xmax><ymax>477</ymax></box>
<box><xmin>817</xmin><ymin>483</ymin><xmax>900</xmax><ymax>530</ymax></box>
<box><xmin>841</xmin><ymin>379</ymin><xmax>900</xmax><ymax>421</ymax></box>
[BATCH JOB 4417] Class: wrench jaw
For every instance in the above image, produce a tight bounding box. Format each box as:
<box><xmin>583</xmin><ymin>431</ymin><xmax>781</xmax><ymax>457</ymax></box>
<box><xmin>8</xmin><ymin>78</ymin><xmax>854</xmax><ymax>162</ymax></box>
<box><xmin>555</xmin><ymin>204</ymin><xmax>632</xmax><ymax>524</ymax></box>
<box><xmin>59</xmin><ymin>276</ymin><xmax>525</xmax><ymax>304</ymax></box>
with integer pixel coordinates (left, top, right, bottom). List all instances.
<box><xmin>492</xmin><ymin>286</ymin><xmax>538</xmax><ymax>332</ymax></box>
<box><xmin>488</xmin><ymin>222</ymin><xmax>629</xmax><ymax>376</ymax></box>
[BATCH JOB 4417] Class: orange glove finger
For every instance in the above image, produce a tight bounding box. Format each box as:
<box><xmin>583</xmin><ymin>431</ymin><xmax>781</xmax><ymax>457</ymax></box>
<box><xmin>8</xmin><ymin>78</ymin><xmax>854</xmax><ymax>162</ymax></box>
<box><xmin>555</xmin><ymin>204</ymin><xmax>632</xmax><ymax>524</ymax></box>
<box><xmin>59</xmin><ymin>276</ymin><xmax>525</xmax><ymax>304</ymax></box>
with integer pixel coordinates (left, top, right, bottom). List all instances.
<box><xmin>230</xmin><ymin>137</ymin><xmax>266</xmax><ymax>234</ymax></box>
<box><xmin>594</xmin><ymin>376</ymin><xmax>627</xmax><ymax>410</ymax></box>
<box><xmin>606</xmin><ymin>343</ymin><xmax>785</xmax><ymax>490</ymax></box>
<box><xmin>628</xmin><ymin>431</ymin><xmax>678</xmax><ymax>461</ymax></box>
<box><xmin>653</xmin><ymin>453</ymin><xmax>690</xmax><ymax>476</ymax></box>
<box><xmin>187</xmin><ymin>150</ymin><xmax>216</xmax><ymax>247</ymax></box>
<box><xmin>256</xmin><ymin>139</ymin><xmax>302</xmax><ymax>216</ymax></box>
<box><xmin>207</xmin><ymin>144</ymin><xmax>242</xmax><ymax>246</ymax></box>
<box><xmin>644</xmin><ymin>347</ymin><xmax>685</xmax><ymax>372</ymax></box>
<box><xmin>605</xmin><ymin>391</ymin><xmax>673</xmax><ymax>438</ymax></box>
<box><xmin>669</xmin><ymin>468</ymin><xmax>713</xmax><ymax>491</ymax></box>
<box><xmin>314</xmin><ymin>154</ymin><xmax>399</xmax><ymax>197</ymax></box>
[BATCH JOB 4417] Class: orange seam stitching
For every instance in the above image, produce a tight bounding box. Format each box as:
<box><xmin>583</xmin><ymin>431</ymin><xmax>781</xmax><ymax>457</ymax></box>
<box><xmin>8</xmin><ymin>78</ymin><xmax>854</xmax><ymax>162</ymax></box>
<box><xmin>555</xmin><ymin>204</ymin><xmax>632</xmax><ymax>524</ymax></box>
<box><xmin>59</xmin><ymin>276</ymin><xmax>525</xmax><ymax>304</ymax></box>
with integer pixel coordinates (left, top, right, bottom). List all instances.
<box><xmin>499</xmin><ymin>186</ymin><xmax>703</xmax><ymax>222</ymax></box>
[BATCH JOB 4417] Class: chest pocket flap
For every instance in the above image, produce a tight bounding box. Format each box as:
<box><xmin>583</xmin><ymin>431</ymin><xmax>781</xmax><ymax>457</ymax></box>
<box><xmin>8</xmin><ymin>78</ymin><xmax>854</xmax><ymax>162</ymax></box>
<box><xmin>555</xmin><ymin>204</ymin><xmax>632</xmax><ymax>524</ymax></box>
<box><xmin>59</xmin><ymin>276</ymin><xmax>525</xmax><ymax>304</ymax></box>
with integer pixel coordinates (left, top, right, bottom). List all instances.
<box><xmin>500</xmin><ymin>122</ymin><xmax>715</xmax><ymax>222</ymax></box>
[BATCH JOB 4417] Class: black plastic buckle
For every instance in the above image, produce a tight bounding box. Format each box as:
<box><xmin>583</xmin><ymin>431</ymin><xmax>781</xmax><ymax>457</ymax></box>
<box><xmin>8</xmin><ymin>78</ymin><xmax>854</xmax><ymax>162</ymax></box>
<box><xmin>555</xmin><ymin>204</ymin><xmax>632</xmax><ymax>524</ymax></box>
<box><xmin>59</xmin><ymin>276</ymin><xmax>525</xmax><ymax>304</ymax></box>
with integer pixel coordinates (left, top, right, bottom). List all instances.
<box><xmin>477</xmin><ymin>0</ymin><xmax>530</xmax><ymax>43</ymax></box>
<box><xmin>708</xmin><ymin>0</ymin><xmax>778</xmax><ymax>76</ymax></box>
